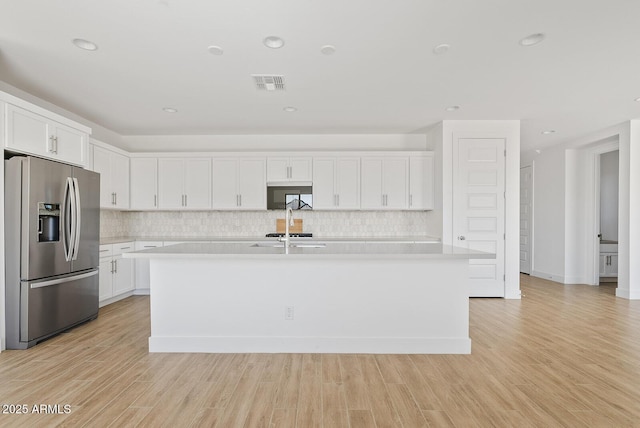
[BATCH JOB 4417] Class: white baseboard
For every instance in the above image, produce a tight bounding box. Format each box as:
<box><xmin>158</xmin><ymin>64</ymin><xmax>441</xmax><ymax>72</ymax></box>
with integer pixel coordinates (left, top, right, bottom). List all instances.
<box><xmin>148</xmin><ymin>336</ymin><xmax>472</xmax><ymax>354</ymax></box>
<box><xmin>133</xmin><ymin>289</ymin><xmax>150</xmax><ymax>296</ymax></box>
<box><xmin>531</xmin><ymin>270</ymin><xmax>564</xmax><ymax>283</ymax></box>
<box><xmin>615</xmin><ymin>288</ymin><xmax>640</xmax><ymax>300</ymax></box>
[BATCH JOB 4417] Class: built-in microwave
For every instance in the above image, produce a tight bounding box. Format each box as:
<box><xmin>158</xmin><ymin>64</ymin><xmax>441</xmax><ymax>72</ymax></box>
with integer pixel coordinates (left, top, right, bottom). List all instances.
<box><xmin>266</xmin><ymin>184</ymin><xmax>313</xmax><ymax>210</ymax></box>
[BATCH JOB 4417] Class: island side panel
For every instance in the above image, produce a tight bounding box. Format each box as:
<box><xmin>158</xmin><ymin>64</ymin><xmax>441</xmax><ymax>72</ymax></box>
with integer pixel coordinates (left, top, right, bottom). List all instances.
<box><xmin>148</xmin><ymin>256</ymin><xmax>470</xmax><ymax>354</ymax></box>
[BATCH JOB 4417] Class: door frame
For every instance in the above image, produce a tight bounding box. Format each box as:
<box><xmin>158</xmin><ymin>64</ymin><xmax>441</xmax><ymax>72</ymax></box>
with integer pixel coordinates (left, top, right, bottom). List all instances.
<box><xmin>588</xmin><ymin>138</ymin><xmax>619</xmax><ymax>285</ymax></box>
<box><xmin>520</xmin><ymin>163</ymin><xmax>534</xmax><ymax>275</ymax></box>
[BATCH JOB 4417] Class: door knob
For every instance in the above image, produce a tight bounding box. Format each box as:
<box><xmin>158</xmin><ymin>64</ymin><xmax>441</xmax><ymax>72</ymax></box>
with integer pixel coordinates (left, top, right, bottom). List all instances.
<box><xmin>458</xmin><ymin>236</ymin><xmax>466</xmax><ymax>240</ymax></box>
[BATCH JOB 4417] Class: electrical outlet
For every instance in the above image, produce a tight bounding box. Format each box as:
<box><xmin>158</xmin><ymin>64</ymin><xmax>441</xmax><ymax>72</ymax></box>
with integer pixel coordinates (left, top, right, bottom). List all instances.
<box><xmin>285</xmin><ymin>306</ymin><xmax>294</xmax><ymax>320</ymax></box>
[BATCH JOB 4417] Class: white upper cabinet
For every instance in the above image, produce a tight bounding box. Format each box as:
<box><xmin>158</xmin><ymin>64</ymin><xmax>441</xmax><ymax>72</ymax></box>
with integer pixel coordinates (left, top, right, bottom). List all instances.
<box><xmin>267</xmin><ymin>156</ymin><xmax>312</xmax><ymax>182</ymax></box>
<box><xmin>409</xmin><ymin>154</ymin><xmax>434</xmax><ymax>210</ymax></box>
<box><xmin>212</xmin><ymin>157</ymin><xmax>266</xmax><ymax>210</ymax></box>
<box><xmin>361</xmin><ymin>157</ymin><xmax>409</xmax><ymax>209</ymax></box>
<box><xmin>92</xmin><ymin>144</ymin><xmax>130</xmax><ymax>210</ymax></box>
<box><xmin>130</xmin><ymin>158</ymin><xmax>158</xmax><ymax>210</ymax></box>
<box><xmin>4</xmin><ymin>103</ymin><xmax>89</xmax><ymax>166</ymax></box>
<box><xmin>313</xmin><ymin>157</ymin><xmax>360</xmax><ymax>210</ymax></box>
<box><xmin>158</xmin><ymin>158</ymin><xmax>211</xmax><ymax>210</ymax></box>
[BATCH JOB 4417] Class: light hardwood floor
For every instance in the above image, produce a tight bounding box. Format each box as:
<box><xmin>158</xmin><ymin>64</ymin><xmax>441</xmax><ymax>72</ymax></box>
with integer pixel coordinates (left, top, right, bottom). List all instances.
<box><xmin>1</xmin><ymin>275</ymin><xmax>639</xmax><ymax>427</ymax></box>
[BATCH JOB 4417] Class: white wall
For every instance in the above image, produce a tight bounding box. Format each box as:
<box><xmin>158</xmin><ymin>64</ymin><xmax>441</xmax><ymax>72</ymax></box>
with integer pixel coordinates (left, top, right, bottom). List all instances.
<box><xmin>121</xmin><ymin>134</ymin><xmax>428</xmax><ymax>153</ymax></box>
<box><xmin>600</xmin><ymin>150</ymin><xmax>619</xmax><ymax>241</ymax></box>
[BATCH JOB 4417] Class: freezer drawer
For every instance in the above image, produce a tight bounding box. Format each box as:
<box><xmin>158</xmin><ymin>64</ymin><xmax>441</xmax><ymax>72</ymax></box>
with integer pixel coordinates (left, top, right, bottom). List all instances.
<box><xmin>20</xmin><ymin>270</ymin><xmax>99</xmax><ymax>347</ymax></box>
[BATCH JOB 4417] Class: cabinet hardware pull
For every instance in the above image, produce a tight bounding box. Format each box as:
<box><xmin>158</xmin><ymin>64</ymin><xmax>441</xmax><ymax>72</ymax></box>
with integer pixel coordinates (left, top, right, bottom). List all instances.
<box><xmin>239</xmin><ymin>194</ymin><xmax>242</xmax><ymax>206</ymax></box>
<box><xmin>185</xmin><ymin>194</ymin><xmax>187</xmax><ymax>206</ymax></box>
<box><xmin>53</xmin><ymin>136</ymin><xmax>58</xmax><ymax>154</ymax></box>
<box><xmin>114</xmin><ymin>259</ymin><xmax>118</xmax><ymax>273</ymax></box>
<box><xmin>114</xmin><ymin>192</ymin><xmax>117</xmax><ymax>206</ymax></box>
<box><xmin>337</xmin><ymin>194</ymin><xmax>339</xmax><ymax>206</ymax></box>
<box><xmin>48</xmin><ymin>136</ymin><xmax>54</xmax><ymax>153</ymax></box>
<box><xmin>110</xmin><ymin>259</ymin><xmax>115</xmax><ymax>273</ymax></box>
<box><xmin>99</xmin><ymin>249</ymin><xmax>109</xmax><ymax>252</ymax></box>
<box><xmin>121</xmin><ymin>246</ymin><xmax>131</xmax><ymax>250</ymax></box>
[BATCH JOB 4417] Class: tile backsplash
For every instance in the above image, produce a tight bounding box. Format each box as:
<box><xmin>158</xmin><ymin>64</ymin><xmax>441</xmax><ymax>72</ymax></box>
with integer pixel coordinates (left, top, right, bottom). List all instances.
<box><xmin>101</xmin><ymin>210</ymin><xmax>442</xmax><ymax>239</ymax></box>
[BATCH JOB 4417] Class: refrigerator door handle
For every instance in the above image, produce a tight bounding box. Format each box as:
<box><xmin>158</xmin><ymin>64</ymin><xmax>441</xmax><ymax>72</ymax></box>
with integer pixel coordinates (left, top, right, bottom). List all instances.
<box><xmin>72</xmin><ymin>177</ymin><xmax>82</xmax><ymax>260</ymax></box>
<box><xmin>29</xmin><ymin>270</ymin><xmax>99</xmax><ymax>289</ymax></box>
<box><xmin>68</xmin><ymin>178</ymin><xmax>78</xmax><ymax>262</ymax></box>
<box><xmin>62</xmin><ymin>177</ymin><xmax>73</xmax><ymax>261</ymax></box>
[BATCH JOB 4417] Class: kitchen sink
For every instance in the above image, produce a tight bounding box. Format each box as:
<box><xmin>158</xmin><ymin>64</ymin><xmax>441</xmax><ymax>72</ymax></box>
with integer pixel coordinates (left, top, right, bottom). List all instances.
<box><xmin>251</xmin><ymin>242</ymin><xmax>327</xmax><ymax>248</ymax></box>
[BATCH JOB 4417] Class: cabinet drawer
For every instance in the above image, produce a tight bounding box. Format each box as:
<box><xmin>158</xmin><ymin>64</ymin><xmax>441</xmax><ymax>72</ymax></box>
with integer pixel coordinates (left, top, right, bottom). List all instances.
<box><xmin>112</xmin><ymin>242</ymin><xmax>135</xmax><ymax>256</ymax></box>
<box><xmin>99</xmin><ymin>245</ymin><xmax>113</xmax><ymax>257</ymax></box>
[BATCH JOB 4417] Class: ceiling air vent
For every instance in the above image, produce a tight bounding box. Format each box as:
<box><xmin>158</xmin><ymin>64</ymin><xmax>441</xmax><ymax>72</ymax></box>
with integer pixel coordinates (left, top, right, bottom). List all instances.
<box><xmin>252</xmin><ymin>74</ymin><xmax>286</xmax><ymax>91</ymax></box>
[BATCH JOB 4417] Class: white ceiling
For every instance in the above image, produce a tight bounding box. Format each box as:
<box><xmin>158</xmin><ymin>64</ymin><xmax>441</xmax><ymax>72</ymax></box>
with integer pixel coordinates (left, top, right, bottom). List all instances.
<box><xmin>1</xmin><ymin>0</ymin><xmax>639</xmax><ymax>152</ymax></box>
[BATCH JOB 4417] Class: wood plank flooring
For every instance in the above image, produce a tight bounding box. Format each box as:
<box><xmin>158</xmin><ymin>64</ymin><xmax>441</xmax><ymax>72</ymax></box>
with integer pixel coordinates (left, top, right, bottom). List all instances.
<box><xmin>1</xmin><ymin>275</ymin><xmax>639</xmax><ymax>427</ymax></box>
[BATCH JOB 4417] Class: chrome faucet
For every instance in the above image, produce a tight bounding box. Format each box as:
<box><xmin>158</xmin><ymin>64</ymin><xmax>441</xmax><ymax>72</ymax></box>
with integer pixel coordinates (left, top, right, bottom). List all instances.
<box><xmin>281</xmin><ymin>207</ymin><xmax>294</xmax><ymax>253</ymax></box>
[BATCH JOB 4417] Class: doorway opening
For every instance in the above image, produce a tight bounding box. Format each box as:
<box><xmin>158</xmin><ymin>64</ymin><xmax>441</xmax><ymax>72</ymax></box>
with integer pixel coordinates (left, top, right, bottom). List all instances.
<box><xmin>596</xmin><ymin>149</ymin><xmax>619</xmax><ymax>286</ymax></box>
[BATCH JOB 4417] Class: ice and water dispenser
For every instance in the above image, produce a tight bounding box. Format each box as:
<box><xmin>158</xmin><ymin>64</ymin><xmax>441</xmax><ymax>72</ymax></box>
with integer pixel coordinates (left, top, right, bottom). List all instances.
<box><xmin>38</xmin><ymin>202</ymin><xmax>60</xmax><ymax>242</ymax></box>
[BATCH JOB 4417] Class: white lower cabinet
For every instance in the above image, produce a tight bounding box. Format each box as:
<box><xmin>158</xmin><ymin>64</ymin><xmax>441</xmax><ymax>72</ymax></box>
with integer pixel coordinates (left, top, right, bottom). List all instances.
<box><xmin>99</xmin><ymin>242</ymin><xmax>135</xmax><ymax>306</ymax></box>
<box><xmin>599</xmin><ymin>253</ymin><xmax>618</xmax><ymax>278</ymax></box>
<box><xmin>134</xmin><ymin>241</ymin><xmax>164</xmax><ymax>294</ymax></box>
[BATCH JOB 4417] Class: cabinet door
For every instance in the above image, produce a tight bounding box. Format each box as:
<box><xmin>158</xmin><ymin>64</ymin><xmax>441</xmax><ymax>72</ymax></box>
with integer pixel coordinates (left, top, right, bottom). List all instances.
<box><xmin>113</xmin><ymin>255</ymin><xmax>134</xmax><ymax>295</ymax></box>
<box><xmin>99</xmin><ymin>257</ymin><xmax>113</xmax><ymax>302</ymax></box>
<box><xmin>111</xmin><ymin>152</ymin><xmax>130</xmax><ymax>209</ymax></box>
<box><xmin>92</xmin><ymin>146</ymin><xmax>114</xmax><ymax>208</ymax></box>
<box><xmin>267</xmin><ymin>157</ymin><xmax>289</xmax><ymax>181</ymax></box>
<box><xmin>290</xmin><ymin>157</ymin><xmax>312</xmax><ymax>181</ymax></box>
<box><xmin>599</xmin><ymin>254</ymin><xmax>607</xmax><ymax>276</ymax></box>
<box><xmin>360</xmin><ymin>158</ymin><xmax>383</xmax><ymax>209</ymax></box>
<box><xmin>238</xmin><ymin>158</ymin><xmax>266</xmax><ymax>209</ymax></box>
<box><xmin>5</xmin><ymin>105</ymin><xmax>50</xmax><ymax>157</ymax></box>
<box><xmin>312</xmin><ymin>158</ymin><xmax>336</xmax><ymax>209</ymax></box>
<box><xmin>184</xmin><ymin>159</ymin><xmax>211</xmax><ymax>208</ymax></box>
<box><xmin>134</xmin><ymin>241</ymin><xmax>163</xmax><ymax>291</ymax></box>
<box><xmin>336</xmin><ymin>158</ymin><xmax>360</xmax><ymax>209</ymax></box>
<box><xmin>52</xmin><ymin>122</ymin><xmax>86</xmax><ymax>166</ymax></box>
<box><xmin>409</xmin><ymin>155</ymin><xmax>434</xmax><ymax>210</ymax></box>
<box><xmin>609</xmin><ymin>254</ymin><xmax>618</xmax><ymax>276</ymax></box>
<box><xmin>158</xmin><ymin>159</ymin><xmax>185</xmax><ymax>209</ymax></box>
<box><xmin>212</xmin><ymin>158</ymin><xmax>240</xmax><ymax>209</ymax></box>
<box><xmin>383</xmin><ymin>158</ymin><xmax>409</xmax><ymax>209</ymax></box>
<box><xmin>130</xmin><ymin>158</ymin><xmax>158</xmax><ymax>210</ymax></box>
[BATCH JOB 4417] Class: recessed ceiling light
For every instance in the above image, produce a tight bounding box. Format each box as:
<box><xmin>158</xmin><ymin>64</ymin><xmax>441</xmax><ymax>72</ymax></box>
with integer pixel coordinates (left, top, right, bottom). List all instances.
<box><xmin>445</xmin><ymin>105</ymin><xmax>460</xmax><ymax>111</ymax></box>
<box><xmin>207</xmin><ymin>45</ymin><xmax>224</xmax><ymax>55</ymax></box>
<box><xmin>263</xmin><ymin>36</ymin><xmax>285</xmax><ymax>49</ymax></box>
<box><xmin>72</xmin><ymin>38</ymin><xmax>98</xmax><ymax>51</ymax></box>
<box><xmin>433</xmin><ymin>44</ymin><xmax>450</xmax><ymax>55</ymax></box>
<box><xmin>541</xmin><ymin>130</ymin><xmax>555</xmax><ymax>135</ymax></box>
<box><xmin>519</xmin><ymin>33</ymin><xmax>545</xmax><ymax>46</ymax></box>
<box><xmin>635</xmin><ymin>97</ymin><xmax>640</xmax><ymax>102</ymax></box>
<box><xmin>320</xmin><ymin>45</ymin><xmax>336</xmax><ymax>55</ymax></box>
<box><xmin>283</xmin><ymin>106</ymin><xmax>297</xmax><ymax>112</ymax></box>
<box><xmin>163</xmin><ymin>107</ymin><xmax>178</xmax><ymax>113</ymax></box>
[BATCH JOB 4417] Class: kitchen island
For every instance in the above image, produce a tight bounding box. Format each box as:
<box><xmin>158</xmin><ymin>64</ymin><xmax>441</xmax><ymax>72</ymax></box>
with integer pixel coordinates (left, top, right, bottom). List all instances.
<box><xmin>126</xmin><ymin>242</ymin><xmax>493</xmax><ymax>354</ymax></box>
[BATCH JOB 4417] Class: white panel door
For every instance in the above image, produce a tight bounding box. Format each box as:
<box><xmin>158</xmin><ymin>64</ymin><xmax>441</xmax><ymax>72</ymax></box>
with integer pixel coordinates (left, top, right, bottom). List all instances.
<box><xmin>238</xmin><ymin>158</ymin><xmax>266</xmax><ymax>209</ymax></box>
<box><xmin>383</xmin><ymin>158</ymin><xmax>409</xmax><ymax>209</ymax></box>
<box><xmin>158</xmin><ymin>159</ymin><xmax>185</xmax><ymax>209</ymax></box>
<box><xmin>336</xmin><ymin>158</ymin><xmax>360</xmax><ymax>209</ymax></box>
<box><xmin>212</xmin><ymin>158</ymin><xmax>240</xmax><ymax>209</ymax></box>
<box><xmin>184</xmin><ymin>159</ymin><xmax>211</xmax><ymax>209</ymax></box>
<box><xmin>453</xmin><ymin>138</ymin><xmax>506</xmax><ymax>297</ymax></box>
<box><xmin>520</xmin><ymin>165</ymin><xmax>532</xmax><ymax>274</ymax></box>
<box><xmin>312</xmin><ymin>158</ymin><xmax>336</xmax><ymax>209</ymax></box>
<box><xmin>130</xmin><ymin>158</ymin><xmax>158</xmax><ymax>210</ymax></box>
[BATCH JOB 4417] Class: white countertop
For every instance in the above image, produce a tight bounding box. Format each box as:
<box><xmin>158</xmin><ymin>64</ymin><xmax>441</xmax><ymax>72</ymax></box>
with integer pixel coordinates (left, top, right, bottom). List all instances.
<box><xmin>124</xmin><ymin>242</ymin><xmax>493</xmax><ymax>260</ymax></box>
<box><xmin>101</xmin><ymin>235</ymin><xmax>441</xmax><ymax>245</ymax></box>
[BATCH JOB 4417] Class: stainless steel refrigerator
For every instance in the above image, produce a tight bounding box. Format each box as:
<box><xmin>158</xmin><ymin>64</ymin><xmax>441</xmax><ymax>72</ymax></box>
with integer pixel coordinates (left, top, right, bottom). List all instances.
<box><xmin>5</xmin><ymin>156</ymin><xmax>100</xmax><ymax>349</ymax></box>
